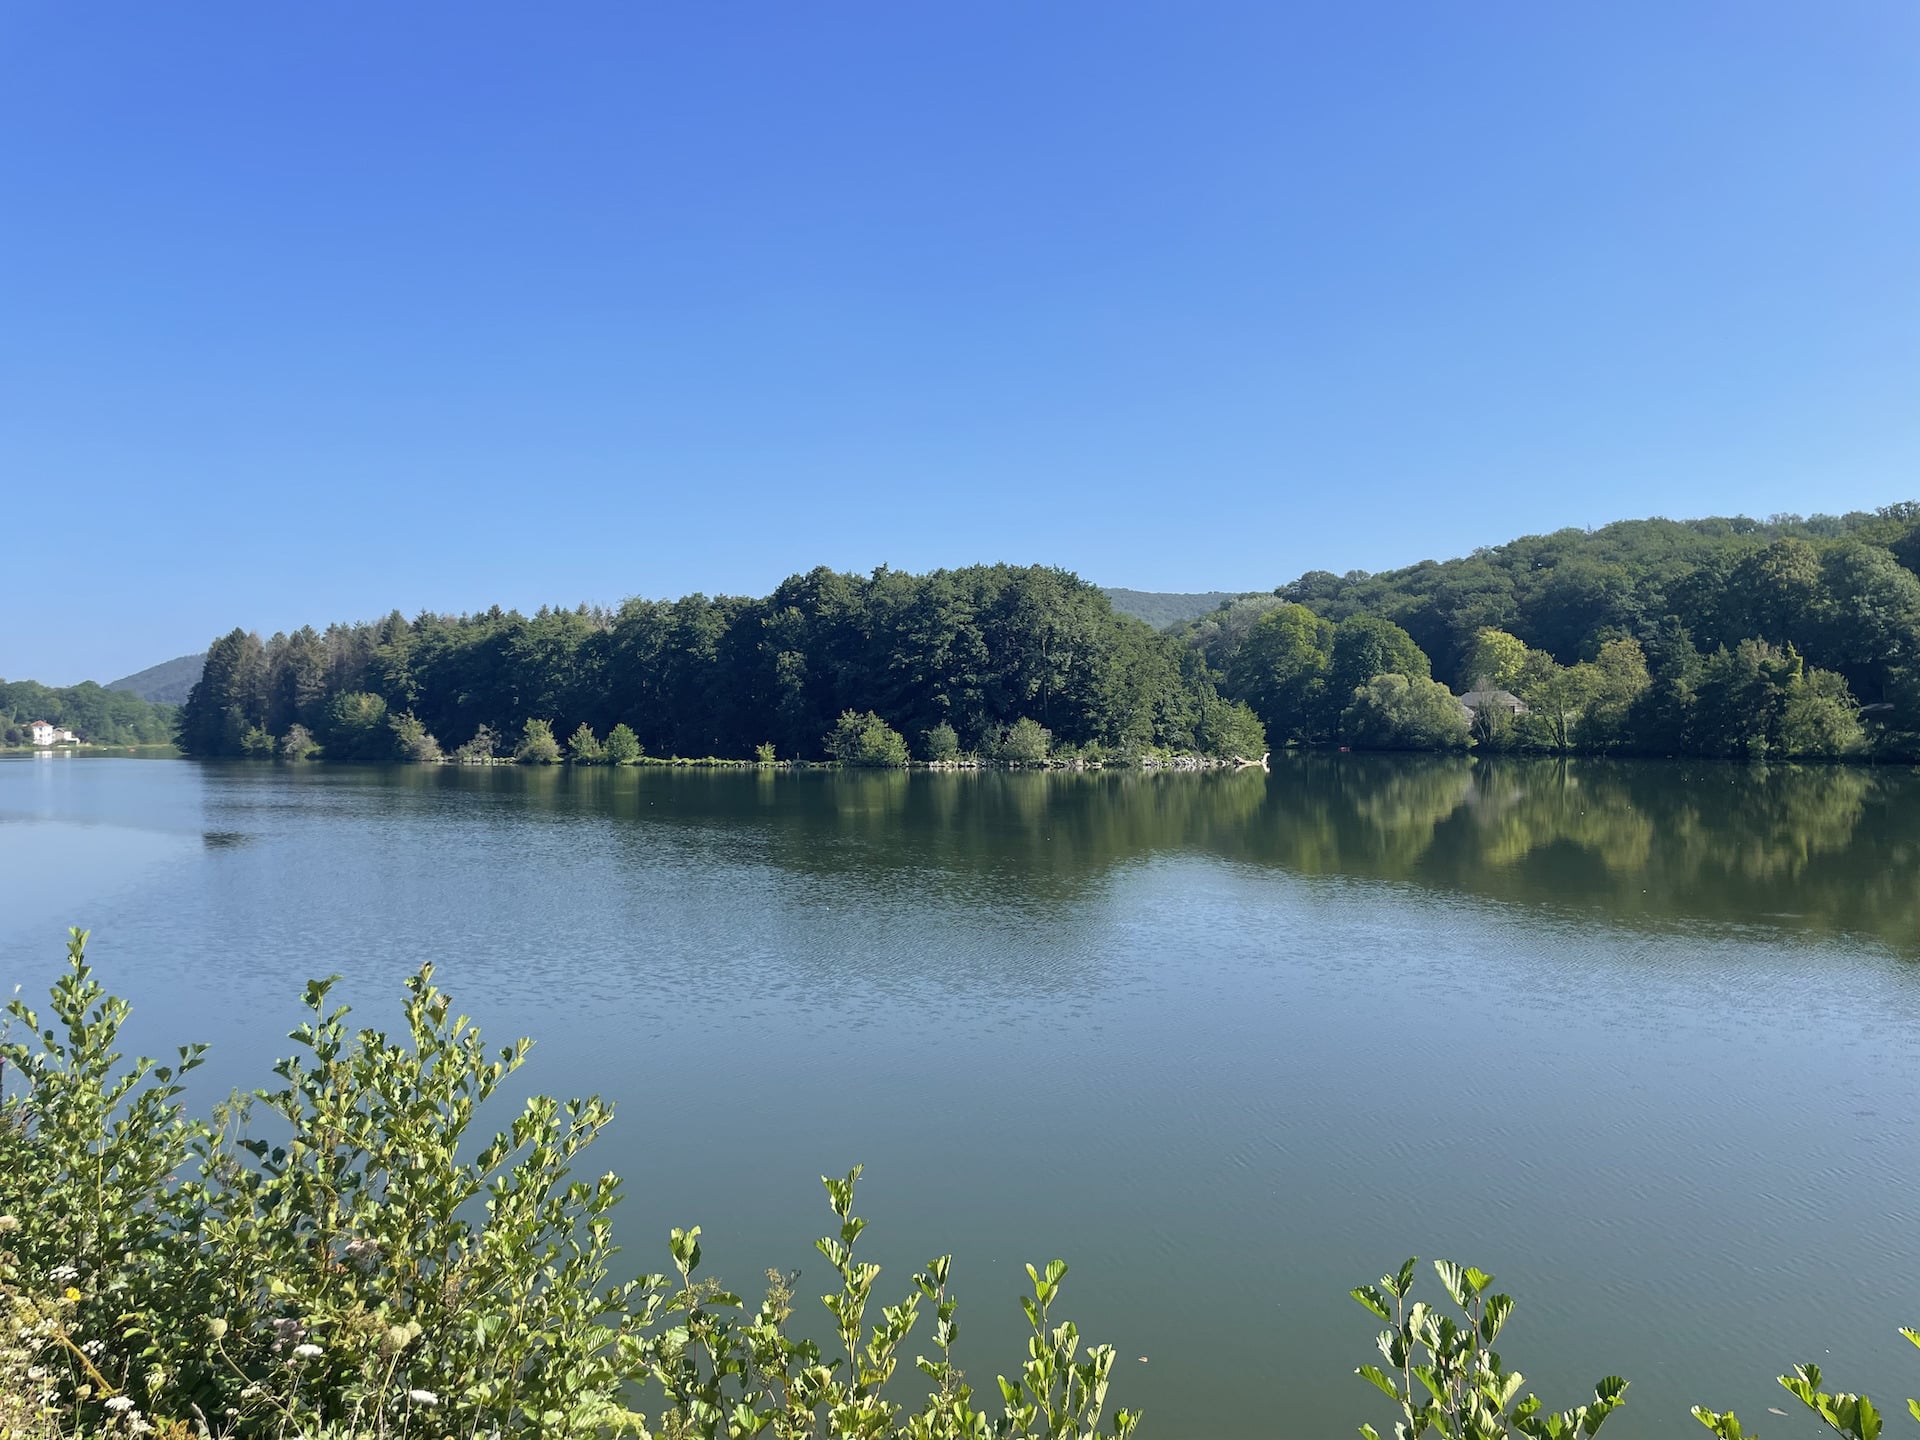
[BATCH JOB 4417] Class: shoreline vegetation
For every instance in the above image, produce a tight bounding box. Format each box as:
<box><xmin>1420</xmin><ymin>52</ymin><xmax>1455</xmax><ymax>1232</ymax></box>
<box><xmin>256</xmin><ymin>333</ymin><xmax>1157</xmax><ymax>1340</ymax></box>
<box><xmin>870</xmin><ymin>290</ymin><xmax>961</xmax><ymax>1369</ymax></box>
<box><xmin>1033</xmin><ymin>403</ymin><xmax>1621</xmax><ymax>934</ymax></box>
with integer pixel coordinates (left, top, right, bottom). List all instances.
<box><xmin>3</xmin><ymin>930</ymin><xmax>1909</xmax><ymax>1440</ymax></box>
<box><xmin>170</xmin><ymin>508</ymin><xmax>1920</xmax><ymax>770</ymax></box>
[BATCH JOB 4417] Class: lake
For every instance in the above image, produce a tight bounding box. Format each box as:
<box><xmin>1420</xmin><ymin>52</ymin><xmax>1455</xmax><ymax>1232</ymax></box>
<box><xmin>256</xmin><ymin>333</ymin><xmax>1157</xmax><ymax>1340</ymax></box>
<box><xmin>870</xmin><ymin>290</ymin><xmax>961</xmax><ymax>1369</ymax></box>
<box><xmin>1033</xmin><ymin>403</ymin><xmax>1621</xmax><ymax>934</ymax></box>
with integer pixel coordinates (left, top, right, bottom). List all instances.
<box><xmin>4</xmin><ymin>754</ymin><xmax>1920</xmax><ymax>1437</ymax></box>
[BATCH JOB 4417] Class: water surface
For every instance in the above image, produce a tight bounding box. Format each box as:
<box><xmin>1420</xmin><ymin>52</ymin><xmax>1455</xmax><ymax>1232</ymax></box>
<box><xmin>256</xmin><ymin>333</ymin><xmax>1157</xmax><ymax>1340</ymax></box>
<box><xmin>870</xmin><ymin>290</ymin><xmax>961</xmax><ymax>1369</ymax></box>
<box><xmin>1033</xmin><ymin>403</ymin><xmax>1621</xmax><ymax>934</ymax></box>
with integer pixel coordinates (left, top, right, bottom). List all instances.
<box><xmin>3</xmin><ymin>754</ymin><xmax>1918</xmax><ymax>1438</ymax></box>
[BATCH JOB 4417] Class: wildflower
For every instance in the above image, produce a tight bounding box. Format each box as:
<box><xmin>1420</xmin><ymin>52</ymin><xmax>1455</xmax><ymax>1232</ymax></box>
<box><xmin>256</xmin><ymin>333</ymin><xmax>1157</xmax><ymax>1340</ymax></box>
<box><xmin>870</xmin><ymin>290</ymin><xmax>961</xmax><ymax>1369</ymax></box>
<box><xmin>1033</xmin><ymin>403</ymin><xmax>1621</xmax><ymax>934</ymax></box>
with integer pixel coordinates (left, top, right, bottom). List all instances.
<box><xmin>105</xmin><ymin>1396</ymin><xmax>136</xmax><ymax>1413</ymax></box>
<box><xmin>293</xmin><ymin>1342</ymin><xmax>323</xmax><ymax>1359</ymax></box>
<box><xmin>407</xmin><ymin>1389</ymin><xmax>439</xmax><ymax>1406</ymax></box>
<box><xmin>380</xmin><ymin>1323</ymin><xmax>413</xmax><ymax>1357</ymax></box>
<box><xmin>0</xmin><ymin>1214</ymin><xmax>18</xmax><ymax>1233</ymax></box>
<box><xmin>206</xmin><ymin>1317</ymin><xmax>228</xmax><ymax>1340</ymax></box>
<box><xmin>48</xmin><ymin>1264</ymin><xmax>78</xmax><ymax>1283</ymax></box>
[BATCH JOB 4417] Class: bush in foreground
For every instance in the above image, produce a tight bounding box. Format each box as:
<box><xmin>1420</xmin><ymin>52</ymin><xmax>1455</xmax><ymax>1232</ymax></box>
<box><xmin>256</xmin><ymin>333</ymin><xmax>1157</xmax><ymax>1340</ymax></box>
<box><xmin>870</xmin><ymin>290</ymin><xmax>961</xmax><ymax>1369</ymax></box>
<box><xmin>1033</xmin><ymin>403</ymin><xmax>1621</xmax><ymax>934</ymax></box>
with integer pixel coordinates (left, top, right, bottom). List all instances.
<box><xmin>1</xmin><ymin>932</ymin><xmax>1138</xmax><ymax>1440</ymax></box>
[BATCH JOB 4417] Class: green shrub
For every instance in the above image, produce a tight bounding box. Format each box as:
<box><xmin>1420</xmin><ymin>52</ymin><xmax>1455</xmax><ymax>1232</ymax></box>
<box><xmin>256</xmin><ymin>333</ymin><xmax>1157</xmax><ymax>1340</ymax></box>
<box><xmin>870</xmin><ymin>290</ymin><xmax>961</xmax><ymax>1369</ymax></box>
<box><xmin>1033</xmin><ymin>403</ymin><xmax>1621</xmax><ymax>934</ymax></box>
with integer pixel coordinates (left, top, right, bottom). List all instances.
<box><xmin>1352</xmin><ymin>1258</ymin><xmax>1625</xmax><ymax>1439</ymax></box>
<box><xmin>454</xmin><ymin>724</ymin><xmax>498</xmax><ymax>764</ymax></box>
<box><xmin>1</xmin><ymin>932</ymin><xmax>1139</xmax><ymax>1440</ymax></box>
<box><xmin>755</xmin><ymin>741</ymin><xmax>777</xmax><ymax>765</ymax></box>
<box><xmin>603</xmin><ymin>723</ymin><xmax>643</xmax><ymax>766</ymax></box>
<box><xmin>279</xmin><ymin>723</ymin><xmax>320</xmax><ymax>760</ymax></box>
<box><xmin>1341</xmin><ymin>674</ymin><xmax>1472</xmax><ymax>752</ymax></box>
<box><xmin>994</xmin><ymin>717</ymin><xmax>1051</xmax><ymax>766</ymax></box>
<box><xmin>922</xmin><ymin>722</ymin><xmax>960</xmax><ymax>762</ymax></box>
<box><xmin>568</xmin><ymin>723</ymin><xmax>605</xmax><ymax>764</ymax></box>
<box><xmin>825</xmin><ymin>710</ymin><xmax>910</xmax><ymax>767</ymax></box>
<box><xmin>389</xmin><ymin>711</ymin><xmax>443</xmax><ymax>762</ymax></box>
<box><xmin>324</xmin><ymin>692</ymin><xmax>391</xmax><ymax>761</ymax></box>
<box><xmin>515</xmin><ymin>717</ymin><xmax>562</xmax><ymax>764</ymax></box>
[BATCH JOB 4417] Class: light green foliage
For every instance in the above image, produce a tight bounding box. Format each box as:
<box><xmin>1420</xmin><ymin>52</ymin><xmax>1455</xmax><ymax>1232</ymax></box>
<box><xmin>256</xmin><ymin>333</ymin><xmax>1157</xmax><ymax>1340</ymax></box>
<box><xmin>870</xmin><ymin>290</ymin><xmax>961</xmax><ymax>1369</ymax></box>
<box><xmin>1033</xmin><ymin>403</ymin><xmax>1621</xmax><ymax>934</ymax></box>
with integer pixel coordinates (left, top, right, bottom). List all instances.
<box><xmin>1694</xmin><ymin>1327</ymin><xmax>1920</xmax><ymax>1440</ymax></box>
<box><xmin>0</xmin><ymin>677</ymin><xmax>177</xmax><ymax>747</ymax></box>
<box><xmin>922</xmin><ymin>721</ymin><xmax>961</xmax><ymax>762</ymax></box>
<box><xmin>515</xmin><ymin>717</ymin><xmax>562</xmax><ymax>764</ymax></box>
<box><xmin>1342</xmin><ymin>675</ymin><xmax>1472</xmax><ymax>752</ymax></box>
<box><xmin>995</xmin><ymin>717</ymin><xmax>1052</xmax><ymax>766</ymax></box>
<box><xmin>279</xmin><ymin>723</ymin><xmax>320</xmax><ymax>760</ymax></box>
<box><xmin>324</xmin><ymin>692</ymin><xmax>390</xmax><ymax>761</ymax></box>
<box><xmin>388</xmin><ymin>710</ymin><xmax>443</xmax><ymax>763</ymax></box>
<box><xmin>827</xmin><ymin>710</ymin><xmax>911</xmax><ymax>768</ymax></box>
<box><xmin>603</xmin><ymin>723</ymin><xmax>643</xmax><ymax>766</ymax></box>
<box><xmin>1458</xmin><ymin>629</ymin><xmax>1533</xmax><ymax>693</ymax></box>
<box><xmin>240</xmin><ymin>725</ymin><xmax>276</xmax><ymax>758</ymax></box>
<box><xmin>1353</xmin><ymin>1258</ymin><xmax>1626</xmax><ymax>1440</ymax></box>
<box><xmin>1195</xmin><ymin>697</ymin><xmax>1267</xmax><ymax>760</ymax></box>
<box><xmin>569</xmin><ymin>723</ymin><xmax>606</xmax><ymax>763</ymax></box>
<box><xmin>0</xmin><ymin>933</ymin><xmax>1138</xmax><ymax>1440</ymax></box>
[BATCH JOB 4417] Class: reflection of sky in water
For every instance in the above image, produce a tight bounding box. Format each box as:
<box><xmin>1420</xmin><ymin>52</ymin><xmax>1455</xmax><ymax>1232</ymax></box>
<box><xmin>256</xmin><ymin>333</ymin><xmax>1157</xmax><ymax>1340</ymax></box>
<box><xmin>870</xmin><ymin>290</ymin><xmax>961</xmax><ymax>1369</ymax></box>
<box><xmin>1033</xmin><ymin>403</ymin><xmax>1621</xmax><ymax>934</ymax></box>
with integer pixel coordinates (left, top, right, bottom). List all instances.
<box><xmin>5</xmin><ymin>757</ymin><xmax>1920</xmax><ymax>1440</ymax></box>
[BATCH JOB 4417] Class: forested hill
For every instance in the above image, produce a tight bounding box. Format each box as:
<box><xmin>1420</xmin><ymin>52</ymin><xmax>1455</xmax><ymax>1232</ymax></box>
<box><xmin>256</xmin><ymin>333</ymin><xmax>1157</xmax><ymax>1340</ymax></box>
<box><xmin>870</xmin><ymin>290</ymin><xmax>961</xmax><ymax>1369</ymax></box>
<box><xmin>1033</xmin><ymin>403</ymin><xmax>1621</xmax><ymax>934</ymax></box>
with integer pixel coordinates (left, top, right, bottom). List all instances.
<box><xmin>1102</xmin><ymin>588</ymin><xmax>1247</xmax><ymax>630</ymax></box>
<box><xmin>107</xmin><ymin>652</ymin><xmax>206</xmax><ymax>705</ymax></box>
<box><xmin>176</xmin><ymin>564</ymin><xmax>1265</xmax><ymax>763</ymax></box>
<box><xmin>1181</xmin><ymin>504</ymin><xmax>1920</xmax><ymax>761</ymax></box>
<box><xmin>1</xmin><ymin>680</ymin><xmax>178</xmax><ymax>746</ymax></box>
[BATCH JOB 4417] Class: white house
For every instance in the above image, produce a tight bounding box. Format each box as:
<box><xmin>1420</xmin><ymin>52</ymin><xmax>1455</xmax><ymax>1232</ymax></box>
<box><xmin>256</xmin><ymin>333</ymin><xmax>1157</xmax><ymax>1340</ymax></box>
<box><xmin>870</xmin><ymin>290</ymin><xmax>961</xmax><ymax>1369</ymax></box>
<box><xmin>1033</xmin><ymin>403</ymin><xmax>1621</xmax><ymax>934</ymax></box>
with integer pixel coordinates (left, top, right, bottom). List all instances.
<box><xmin>28</xmin><ymin>720</ymin><xmax>55</xmax><ymax>746</ymax></box>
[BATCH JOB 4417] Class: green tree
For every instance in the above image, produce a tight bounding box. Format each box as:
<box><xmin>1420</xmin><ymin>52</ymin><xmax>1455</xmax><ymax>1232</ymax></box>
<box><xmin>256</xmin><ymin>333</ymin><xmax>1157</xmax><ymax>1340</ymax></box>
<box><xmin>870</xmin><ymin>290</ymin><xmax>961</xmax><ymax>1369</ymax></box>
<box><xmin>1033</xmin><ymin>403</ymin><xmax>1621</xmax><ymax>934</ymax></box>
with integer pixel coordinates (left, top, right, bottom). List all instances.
<box><xmin>516</xmin><ymin>718</ymin><xmax>562</xmax><ymax>764</ymax></box>
<box><xmin>278</xmin><ymin>723</ymin><xmax>319</xmax><ymax>760</ymax></box>
<box><xmin>455</xmin><ymin>723</ymin><xmax>499</xmax><ymax>763</ymax></box>
<box><xmin>1196</xmin><ymin>696</ymin><xmax>1267</xmax><ymax>760</ymax></box>
<box><xmin>603</xmin><ymin>722</ymin><xmax>643</xmax><ymax>765</ymax></box>
<box><xmin>1458</xmin><ymin>627</ymin><xmax>1532</xmax><ymax>692</ymax></box>
<box><xmin>324</xmin><ymin>690</ymin><xmax>390</xmax><ymax>761</ymax></box>
<box><xmin>1324</xmin><ymin>616</ymin><xmax>1432</xmax><ymax>733</ymax></box>
<box><xmin>1227</xmin><ymin>604</ymin><xmax>1332</xmax><ymax>743</ymax></box>
<box><xmin>995</xmin><ymin>716</ymin><xmax>1052</xmax><ymax>766</ymax></box>
<box><xmin>389</xmin><ymin>710</ymin><xmax>443</xmax><ymax>762</ymax></box>
<box><xmin>567</xmin><ymin>722</ymin><xmax>605</xmax><ymax>764</ymax></box>
<box><xmin>922</xmin><ymin>720</ymin><xmax>961</xmax><ymax>761</ymax></box>
<box><xmin>825</xmin><ymin>710</ymin><xmax>910</xmax><ymax>767</ymax></box>
<box><xmin>1342</xmin><ymin>674</ymin><xmax>1472</xmax><ymax>751</ymax></box>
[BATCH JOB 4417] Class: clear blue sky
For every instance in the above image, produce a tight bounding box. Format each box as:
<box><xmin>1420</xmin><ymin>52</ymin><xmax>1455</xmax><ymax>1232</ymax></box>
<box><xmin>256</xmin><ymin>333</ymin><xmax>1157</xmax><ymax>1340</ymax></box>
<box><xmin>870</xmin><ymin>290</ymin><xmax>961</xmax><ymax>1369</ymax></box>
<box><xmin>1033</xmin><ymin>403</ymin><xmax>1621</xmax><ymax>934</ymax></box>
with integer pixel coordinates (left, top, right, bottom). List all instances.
<box><xmin>4</xmin><ymin>3</ymin><xmax>1915</xmax><ymax>684</ymax></box>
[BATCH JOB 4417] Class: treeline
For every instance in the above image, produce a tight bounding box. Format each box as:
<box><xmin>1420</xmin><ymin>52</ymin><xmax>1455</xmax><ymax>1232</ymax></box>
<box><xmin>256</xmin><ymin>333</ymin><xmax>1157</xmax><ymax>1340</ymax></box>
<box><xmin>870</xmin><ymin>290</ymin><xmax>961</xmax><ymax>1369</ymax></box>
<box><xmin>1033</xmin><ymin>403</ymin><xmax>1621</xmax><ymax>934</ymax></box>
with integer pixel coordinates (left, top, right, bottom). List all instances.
<box><xmin>1184</xmin><ymin>505</ymin><xmax>1920</xmax><ymax>760</ymax></box>
<box><xmin>0</xmin><ymin>679</ymin><xmax>178</xmax><ymax>747</ymax></box>
<box><xmin>177</xmin><ymin>564</ymin><xmax>1267</xmax><ymax>764</ymax></box>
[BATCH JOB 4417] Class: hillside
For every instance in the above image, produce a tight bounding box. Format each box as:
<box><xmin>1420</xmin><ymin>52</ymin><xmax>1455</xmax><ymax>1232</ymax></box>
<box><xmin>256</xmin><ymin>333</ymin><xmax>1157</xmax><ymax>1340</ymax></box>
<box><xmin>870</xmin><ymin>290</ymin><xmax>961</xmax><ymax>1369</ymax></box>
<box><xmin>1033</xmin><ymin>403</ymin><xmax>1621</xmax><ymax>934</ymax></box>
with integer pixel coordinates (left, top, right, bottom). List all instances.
<box><xmin>1102</xmin><ymin>588</ymin><xmax>1248</xmax><ymax>630</ymax></box>
<box><xmin>107</xmin><ymin>652</ymin><xmax>206</xmax><ymax>704</ymax></box>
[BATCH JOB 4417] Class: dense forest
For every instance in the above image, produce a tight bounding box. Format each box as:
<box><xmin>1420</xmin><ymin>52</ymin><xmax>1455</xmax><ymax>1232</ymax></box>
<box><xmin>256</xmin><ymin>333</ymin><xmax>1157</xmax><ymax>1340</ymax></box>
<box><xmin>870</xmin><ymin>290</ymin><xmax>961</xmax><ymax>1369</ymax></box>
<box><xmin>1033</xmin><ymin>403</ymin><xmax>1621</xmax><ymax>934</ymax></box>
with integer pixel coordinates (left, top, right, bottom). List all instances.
<box><xmin>175</xmin><ymin>506</ymin><xmax>1920</xmax><ymax>765</ymax></box>
<box><xmin>1183</xmin><ymin>505</ymin><xmax>1920</xmax><ymax>761</ymax></box>
<box><xmin>177</xmin><ymin>564</ymin><xmax>1265</xmax><ymax>764</ymax></box>
<box><xmin>0</xmin><ymin>680</ymin><xmax>178</xmax><ymax>746</ymax></box>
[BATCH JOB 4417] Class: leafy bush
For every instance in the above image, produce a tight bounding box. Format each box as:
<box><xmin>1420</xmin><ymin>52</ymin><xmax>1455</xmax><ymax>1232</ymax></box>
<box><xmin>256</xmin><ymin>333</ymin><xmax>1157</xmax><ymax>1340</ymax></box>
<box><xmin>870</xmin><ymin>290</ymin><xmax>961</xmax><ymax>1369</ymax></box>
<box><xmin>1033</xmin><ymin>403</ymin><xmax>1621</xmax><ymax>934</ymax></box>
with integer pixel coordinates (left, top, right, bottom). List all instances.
<box><xmin>1195</xmin><ymin>697</ymin><xmax>1267</xmax><ymax>760</ymax></box>
<box><xmin>922</xmin><ymin>722</ymin><xmax>961</xmax><ymax>762</ymax></box>
<box><xmin>566</xmin><ymin>723</ymin><xmax>604</xmax><ymax>763</ymax></box>
<box><xmin>603</xmin><ymin>723</ymin><xmax>643</xmax><ymax>766</ymax></box>
<box><xmin>388</xmin><ymin>711</ymin><xmax>443</xmax><ymax>762</ymax></box>
<box><xmin>279</xmin><ymin>723</ymin><xmax>320</xmax><ymax>760</ymax></box>
<box><xmin>454</xmin><ymin>724</ymin><xmax>498</xmax><ymax>764</ymax></box>
<box><xmin>0</xmin><ymin>932</ymin><xmax>1139</xmax><ymax>1440</ymax></box>
<box><xmin>1352</xmin><ymin>1258</ymin><xmax>1625</xmax><ymax>1439</ymax></box>
<box><xmin>994</xmin><ymin>717</ymin><xmax>1051</xmax><ymax>766</ymax></box>
<box><xmin>1342</xmin><ymin>675</ymin><xmax>1473</xmax><ymax>752</ymax></box>
<box><xmin>826</xmin><ymin>710</ymin><xmax>910</xmax><ymax>767</ymax></box>
<box><xmin>515</xmin><ymin>717</ymin><xmax>562</xmax><ymax>764</ymax></box>
<box><xmin>324</xmin><ymin>692</ymin><xmax>391</xmax><ymax>761</ymax></box>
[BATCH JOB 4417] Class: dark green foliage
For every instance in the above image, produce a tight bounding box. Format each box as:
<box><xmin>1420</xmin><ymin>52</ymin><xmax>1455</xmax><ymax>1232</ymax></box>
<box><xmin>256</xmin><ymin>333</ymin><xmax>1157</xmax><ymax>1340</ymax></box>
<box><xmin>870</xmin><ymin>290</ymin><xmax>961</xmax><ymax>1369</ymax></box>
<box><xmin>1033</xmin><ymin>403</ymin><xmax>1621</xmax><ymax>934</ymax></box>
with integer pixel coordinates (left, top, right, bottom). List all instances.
<box><xmin>826</xmin><ymin>710</ymin><xmax>910</xmax><ymax>767</ymax></box>
<box><xmin>323</xmin><ymin>690</ymin><xmax>389</xmax><ymax>760</ymax></box>
<box><xmin>174</xmin><ymin>565</ymin><xmax>1209</xmax><ymax>764</ymax></box>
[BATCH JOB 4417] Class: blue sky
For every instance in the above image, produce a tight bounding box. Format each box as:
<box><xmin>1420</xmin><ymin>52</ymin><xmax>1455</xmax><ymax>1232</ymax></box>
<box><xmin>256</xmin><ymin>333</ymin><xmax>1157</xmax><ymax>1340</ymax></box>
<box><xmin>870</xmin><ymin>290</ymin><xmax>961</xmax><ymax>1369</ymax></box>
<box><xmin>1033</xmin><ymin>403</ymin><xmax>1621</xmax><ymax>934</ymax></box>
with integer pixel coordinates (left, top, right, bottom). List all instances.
<box><xmin>3</xmin><ymin>3</ymin><xmax>1915</xmax><ymax>684</ymax></box>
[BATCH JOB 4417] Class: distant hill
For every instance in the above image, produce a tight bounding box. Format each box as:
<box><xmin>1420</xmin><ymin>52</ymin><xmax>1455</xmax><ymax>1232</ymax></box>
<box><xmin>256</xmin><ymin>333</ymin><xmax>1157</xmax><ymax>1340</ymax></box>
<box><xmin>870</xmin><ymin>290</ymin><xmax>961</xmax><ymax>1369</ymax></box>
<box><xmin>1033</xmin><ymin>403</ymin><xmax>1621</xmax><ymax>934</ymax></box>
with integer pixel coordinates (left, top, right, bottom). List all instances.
<box><xmin>1103</xmin><ymin>588</ymin><xmax>1251</xmax><ymax>630</ymax></box>
<box><xmin>107</xmin><ymin>653</ymin><xmax>206</xmax><ymax>705</ymax></box>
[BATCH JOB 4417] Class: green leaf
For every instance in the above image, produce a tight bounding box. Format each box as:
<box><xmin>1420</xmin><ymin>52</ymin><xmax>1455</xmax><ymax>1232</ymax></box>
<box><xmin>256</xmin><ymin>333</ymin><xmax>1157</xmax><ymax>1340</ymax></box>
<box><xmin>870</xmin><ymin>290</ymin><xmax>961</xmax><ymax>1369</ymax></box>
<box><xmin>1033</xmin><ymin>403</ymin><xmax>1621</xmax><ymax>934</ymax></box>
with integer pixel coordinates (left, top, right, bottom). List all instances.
<box><xmin>1359</xmin><ymin>1365</ymin><xmax>1399</xmax><ymax>1399</ymax></box>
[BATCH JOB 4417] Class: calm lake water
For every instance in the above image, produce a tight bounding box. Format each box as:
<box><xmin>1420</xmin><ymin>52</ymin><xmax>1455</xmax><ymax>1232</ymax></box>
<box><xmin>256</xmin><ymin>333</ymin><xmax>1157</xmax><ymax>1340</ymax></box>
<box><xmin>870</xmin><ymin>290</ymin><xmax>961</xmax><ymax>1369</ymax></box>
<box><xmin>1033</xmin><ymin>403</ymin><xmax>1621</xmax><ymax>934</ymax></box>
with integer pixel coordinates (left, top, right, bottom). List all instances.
<box><xmin>4</xmin><ymin>754</ymin><xmax>1920</xmax><ymax>1437</ymax></box>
